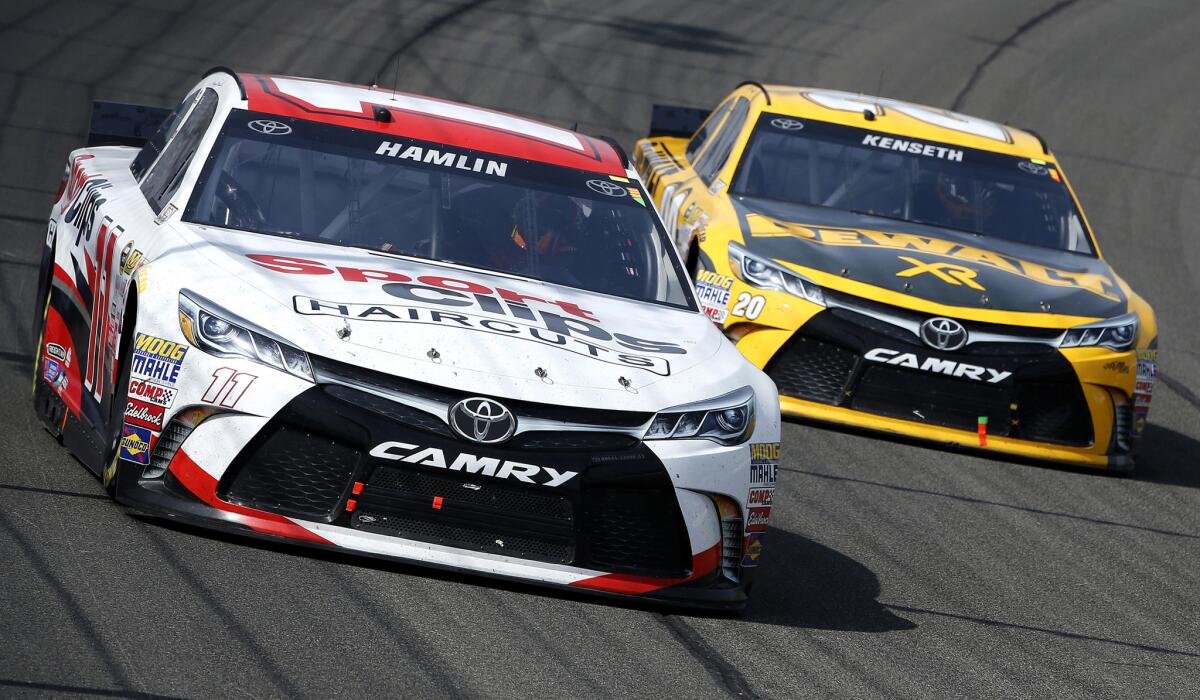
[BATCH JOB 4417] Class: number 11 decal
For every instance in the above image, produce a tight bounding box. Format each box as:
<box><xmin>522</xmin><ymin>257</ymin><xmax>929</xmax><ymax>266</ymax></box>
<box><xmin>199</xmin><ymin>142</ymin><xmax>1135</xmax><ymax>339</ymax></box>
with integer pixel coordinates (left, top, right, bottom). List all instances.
<box><xmin>202</xmin><ymin>368</ymin><xmax>256</xmax><ymax>407</ymax></box>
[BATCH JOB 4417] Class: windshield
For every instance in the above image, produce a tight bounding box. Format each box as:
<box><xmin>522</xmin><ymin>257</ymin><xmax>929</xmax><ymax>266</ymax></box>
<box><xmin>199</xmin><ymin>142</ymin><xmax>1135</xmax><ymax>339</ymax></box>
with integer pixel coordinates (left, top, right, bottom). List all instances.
<box><xmin>184</xmin><ymin>110</ymin><xmax>695</xmax><ymax>309</ymax></box>
<box><xmin>731</xmin><ymin>114</ymin><xmax>1095</xmax><ymax>255</ymax></box>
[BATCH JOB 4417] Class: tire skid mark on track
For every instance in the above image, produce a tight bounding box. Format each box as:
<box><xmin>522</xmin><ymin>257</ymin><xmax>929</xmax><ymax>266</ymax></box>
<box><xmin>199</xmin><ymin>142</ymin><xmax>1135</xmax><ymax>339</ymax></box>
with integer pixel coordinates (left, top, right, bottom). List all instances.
<box><xmin>783</xmin><ymin>467</ymin><xmax>1200</xmax><ymax>540</ymax></box>
<box><xmin>950</xmin><ymin>0</ymin><xmax>1084</xmax><ymax>111</ymax></box>
<box><xmin>0</xmin><ymin>510</ymin><xmax>137</xmax><ymax>692</ymax></box>
<box><xmin>657</xmin><ymin>614</ymin><xmax>759</xmax><ymax>699</ymax></box>
<box><xmin>1159</xmin><ymin>370</ymin><xmax>1200</xmax><ymax>413</ymax></box>
<box><xmin>885</xmin><ymin>603</ymin><xmax>1200</xmax><ymax>661</ymax></box>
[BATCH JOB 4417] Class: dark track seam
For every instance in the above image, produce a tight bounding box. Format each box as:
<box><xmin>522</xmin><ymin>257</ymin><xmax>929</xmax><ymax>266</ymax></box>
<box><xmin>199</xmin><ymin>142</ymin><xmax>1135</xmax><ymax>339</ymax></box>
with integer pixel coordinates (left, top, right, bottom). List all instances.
<box><xmin>1159</xmin><ymin>370</ymin><xmax>1200</xmax><ymax>413</ymax></box>
<box><xmin>784</xmin><ymin>467</ymin><xmax>1200</xmax><ymax>540</ymax></box>
<box><xmin>658</xmin><ymin>614</ymin><xmax>760</xmax><ymax>699</ymax></box>
<box><xmin>0</xmin><ymin>679</ymin><xmax>187</xmax><ymax>699</ymax></box>
<box><xmin>371</xmin><ymin>0</ymin><xmax>495</xmax><ymax>86</ymax></box>
<box><xmin>885</xmin><ymin>603</ymin><xmax>1200</xmax><ymax>658</ymax></box>
<box><xmin>950</xmin><ymin>0</ymin><xmax>1083</xmax><ymax>110</ymax></box>
<box><xmin>0</xmin><ymin>483</ymin><xmax>109</xmax><ymax>501</ymax></box>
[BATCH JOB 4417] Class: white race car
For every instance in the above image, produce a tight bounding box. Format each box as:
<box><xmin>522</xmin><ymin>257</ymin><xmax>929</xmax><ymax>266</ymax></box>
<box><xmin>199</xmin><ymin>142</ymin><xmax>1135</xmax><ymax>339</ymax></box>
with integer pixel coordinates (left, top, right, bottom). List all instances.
<box><xmin>32</xmin><ymin>68</ymin><xmax>781</xmax><ymax>609</ymax></box>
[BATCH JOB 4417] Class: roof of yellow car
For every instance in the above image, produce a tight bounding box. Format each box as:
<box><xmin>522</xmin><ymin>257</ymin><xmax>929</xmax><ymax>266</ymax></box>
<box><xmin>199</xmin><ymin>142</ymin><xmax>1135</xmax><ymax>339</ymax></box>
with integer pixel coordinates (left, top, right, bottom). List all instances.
<box><xmin>748</xmin><ymin>84</ymin><xmax>1051</xmax><ymax>160</ymax></box>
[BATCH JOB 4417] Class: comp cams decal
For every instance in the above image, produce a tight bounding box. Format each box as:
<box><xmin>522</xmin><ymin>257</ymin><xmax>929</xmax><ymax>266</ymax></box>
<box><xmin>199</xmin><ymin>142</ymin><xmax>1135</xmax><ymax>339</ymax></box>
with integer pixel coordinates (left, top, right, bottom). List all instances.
<box><xmin>864</xmin><ymin>348</ymin><xmax>1013</xmax><ymax>384</ymax></box>
<box><xmin>248</xmin><ymin>254</ymin><xmax>687</xmax><ymax>376</ymax></box>
<box><xmin>369</xmin><ymin>442</ymin><xmax>577</xmax><ymax>487</ymax></box>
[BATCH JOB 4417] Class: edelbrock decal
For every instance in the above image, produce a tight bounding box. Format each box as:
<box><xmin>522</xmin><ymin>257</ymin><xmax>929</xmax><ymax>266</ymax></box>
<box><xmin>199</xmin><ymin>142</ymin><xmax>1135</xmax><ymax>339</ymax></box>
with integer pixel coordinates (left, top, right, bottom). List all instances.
<box><xmin>369</xmin><ymin>442</ymin><xmax>577</xmax><ymax>487</ymax></box>
<box><xmin>864</xmin><ymin>347</ymin><xmax>1012</xmax><ymax>384</ymax></box>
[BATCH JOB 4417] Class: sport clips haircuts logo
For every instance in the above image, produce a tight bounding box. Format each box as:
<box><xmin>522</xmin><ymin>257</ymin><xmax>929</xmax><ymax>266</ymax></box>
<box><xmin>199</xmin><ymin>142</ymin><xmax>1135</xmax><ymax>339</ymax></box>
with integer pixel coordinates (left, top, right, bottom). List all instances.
<box><xmin>247</xmin><ymin>255</ymin><xmax>687</xmax><ymax>375</ymax></box>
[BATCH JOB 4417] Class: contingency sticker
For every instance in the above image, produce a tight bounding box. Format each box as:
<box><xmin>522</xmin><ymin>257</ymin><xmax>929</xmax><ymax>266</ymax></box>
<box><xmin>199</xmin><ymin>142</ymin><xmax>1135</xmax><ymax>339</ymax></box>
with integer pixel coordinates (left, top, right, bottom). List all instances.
<box><xmin>694</xmin><ymin>270</ymin><xmax>733</xmax><ymax>324</ymax></box>
<box><xmin>1133</xmin><ymin>348</ymin><xmax>1157</xmax><ymax>434</ymax></box>
<box><xmin>744</xmin><ymin>442</ymin><xmax>780</xmax><ymax>567</ymax></box>
<box><xmin>131</xmin><ymin>333</ymin><xmax>188</xmax><ymax>385</ymax></box>
<box><xmin>119</xmin><ymin>423</ymin><xmax>154</xmax><ymax>465</ymax></box>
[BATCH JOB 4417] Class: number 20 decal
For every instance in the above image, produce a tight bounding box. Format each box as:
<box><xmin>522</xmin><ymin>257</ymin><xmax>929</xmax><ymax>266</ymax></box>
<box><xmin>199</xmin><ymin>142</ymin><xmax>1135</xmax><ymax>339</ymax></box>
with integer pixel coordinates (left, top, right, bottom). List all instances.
<box><xmin>202</xmin><ymin>368</ymin><xmax>256</xmax><ymax>408</ymax></box>
<box><xmin>732</xmin><ymin>293</ymin><xmax>765</xmax><ymax>320</ymax></box>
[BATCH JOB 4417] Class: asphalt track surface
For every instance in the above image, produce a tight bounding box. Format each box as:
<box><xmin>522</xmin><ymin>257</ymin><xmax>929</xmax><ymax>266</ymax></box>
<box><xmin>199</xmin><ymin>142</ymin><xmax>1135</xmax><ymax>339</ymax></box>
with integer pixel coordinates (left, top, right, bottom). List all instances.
<box><xmin>2</xmin><ymin>1</ymin><xmax>1199</xmax><ymax>697</ymax></box>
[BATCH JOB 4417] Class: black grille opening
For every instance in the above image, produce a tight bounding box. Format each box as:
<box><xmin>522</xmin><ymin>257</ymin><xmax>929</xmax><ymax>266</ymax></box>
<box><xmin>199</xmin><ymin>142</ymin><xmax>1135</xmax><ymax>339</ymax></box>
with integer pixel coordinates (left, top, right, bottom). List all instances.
<box><xmin>509</xmin><ymin>431</ymin><xmax>639</xmax><ymax>451</ymax></box>
<box><xmin>853</xmin><ymin>365</ymin><xmax>1014</xmax><ymax>435</ymax></box>
<box><xmin>583</xmin><ymin>487</ymin><xmax>691</xmax><ymax>577</ymax></box>
<box><xmin>354</xmin><ymin>466</ymin><xmax>576</xmax><ymax>564</ymax></box>
<box><xmin>765</xmin><ymin>335</ymin><xmax>856</xmax><ymax>404</ymax></box>
<box><xmin>353</xmin><ymin>511</ymin><xmax>574</xmax><ymax>563</ymax></box>
<box><xmin>1015</xmin><ymin>382</ymin><xmax>1093</xmax><ymax>446</ymax></box>
<box><xmin>368</xmin><ymin>466</ymin><xmax>574</xmax><ymax>524</ymax></box>
<box><xmin>219</xmin><ymin>426</ymin><xmax>360</xmax><ymax>521</ymax></box>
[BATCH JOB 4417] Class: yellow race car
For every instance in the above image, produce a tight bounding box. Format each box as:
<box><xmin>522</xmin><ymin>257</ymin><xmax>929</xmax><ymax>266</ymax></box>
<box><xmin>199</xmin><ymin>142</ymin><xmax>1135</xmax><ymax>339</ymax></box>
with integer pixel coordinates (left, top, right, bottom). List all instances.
<box><xmin>634</xmin><ymin>83</ymin><xmax>1157</xmax><ymax>471</ymax></box>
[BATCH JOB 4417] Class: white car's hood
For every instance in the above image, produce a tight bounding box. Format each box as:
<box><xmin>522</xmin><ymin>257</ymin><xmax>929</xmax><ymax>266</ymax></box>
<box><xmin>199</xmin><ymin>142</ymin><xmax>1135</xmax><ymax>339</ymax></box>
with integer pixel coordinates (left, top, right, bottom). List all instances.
<box><xmin>176</xmin><ymin>225</ymin><xmax>741</xmax><ymax>411</ymax></box>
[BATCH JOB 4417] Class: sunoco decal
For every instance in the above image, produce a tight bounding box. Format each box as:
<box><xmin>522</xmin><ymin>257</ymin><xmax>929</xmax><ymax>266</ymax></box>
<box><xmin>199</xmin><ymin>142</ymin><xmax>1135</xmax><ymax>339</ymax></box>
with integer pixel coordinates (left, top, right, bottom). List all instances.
<box><xmin>119</xmin><ymin>423</ymin><xmax>153</xmax><ymax>465</ymax></box>
<box><xmin>1134</xmin><ymin>348</ymin><xmax>1157</xmax><ymax>434</ymax></box>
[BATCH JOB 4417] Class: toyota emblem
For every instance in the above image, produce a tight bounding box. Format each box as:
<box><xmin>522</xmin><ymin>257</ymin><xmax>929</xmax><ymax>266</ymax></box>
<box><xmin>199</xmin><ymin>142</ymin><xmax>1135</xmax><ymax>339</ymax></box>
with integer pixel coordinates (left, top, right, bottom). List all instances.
<box><xmin>919</xmin><ymin>317</ymin><xmax>968</xmax><ymax>351</ymax></box>
<box><xmin>448</xmin><ymin>397</ymin><xmax>517</xmax><ymax>444</ymax></box>
<box><xmin>770</xmin><ymin>117</ymin><xmax>805</xmax><ymax>130</ymax></box>
<box><xmin>586</xmin><ymin>179</ymin><xmax>628</xmax><ymax>197</ymax></box>
<box><xmin>248</xmin><ymin>119</ymin><xmax>292</xmax><ymax>135</ymax></box>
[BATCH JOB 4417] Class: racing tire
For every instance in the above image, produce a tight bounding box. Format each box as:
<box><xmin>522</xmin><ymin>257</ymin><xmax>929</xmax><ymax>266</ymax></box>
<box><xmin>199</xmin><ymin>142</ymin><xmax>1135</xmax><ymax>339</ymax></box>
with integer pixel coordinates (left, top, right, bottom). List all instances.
<box><xmin>102</xmin><ymin>299</ymin><xmax>138</xmax><ymax>498</ymax></box>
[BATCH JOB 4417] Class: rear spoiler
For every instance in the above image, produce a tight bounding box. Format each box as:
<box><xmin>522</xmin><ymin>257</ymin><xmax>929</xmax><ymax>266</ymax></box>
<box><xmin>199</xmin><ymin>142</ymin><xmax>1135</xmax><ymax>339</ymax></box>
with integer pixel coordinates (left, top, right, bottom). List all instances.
<box><xmin>87</xmin><ymin>101</ymin><xmax>171</xmax><ymax>148</ymax></box>
<box><xmin>648</xmin><ymin>104</ymin><xmax>710</xmax><ymax>139</ymax></box>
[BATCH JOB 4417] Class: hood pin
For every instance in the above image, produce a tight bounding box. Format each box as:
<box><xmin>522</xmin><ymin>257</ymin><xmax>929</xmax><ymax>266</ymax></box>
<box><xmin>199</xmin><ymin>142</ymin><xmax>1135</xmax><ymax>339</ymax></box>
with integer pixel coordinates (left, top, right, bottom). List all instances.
<box><xmin>1039</xmin><ymin>301</ymin><xmax>1051</xmax><ymax>312</ymax></box>
<box><xmin>534</xmin><ymin>367</ymin><xmax>552</xmax><ymax>383</ymax></box>
<box><xmin>618</xmin><ymin>376</ymin><xmax>636</xmax><ymax>393</ymax></box>
<box><xmin>427</xmin><ymin>348</ymin><xmax>441</xmax><ymax>363</ymax></box>
<box><xmin>336</xmin><ymin>322</ymin><xmax>351</xmax><ymax>340</ymax></box>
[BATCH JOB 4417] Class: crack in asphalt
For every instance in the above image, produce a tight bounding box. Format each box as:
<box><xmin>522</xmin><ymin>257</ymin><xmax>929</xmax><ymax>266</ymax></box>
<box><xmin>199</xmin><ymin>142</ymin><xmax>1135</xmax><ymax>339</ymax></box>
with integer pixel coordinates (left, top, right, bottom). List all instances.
<box><xmin>658</xmin><ymin>614</ymin><xmax>759</xmax><ymax>699</ymax></box>
<box><xmin>951</xmin><ymin>0</ymin><xmax>1084</xmax><ymax>110</ymax></box>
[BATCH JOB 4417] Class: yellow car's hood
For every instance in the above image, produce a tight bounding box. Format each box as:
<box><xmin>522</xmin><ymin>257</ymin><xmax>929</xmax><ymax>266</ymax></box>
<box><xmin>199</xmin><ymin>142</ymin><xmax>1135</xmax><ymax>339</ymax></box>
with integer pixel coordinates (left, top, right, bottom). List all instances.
<box><xmin>735</xmin><ymin>197</ymin><xmax>1127</xmax><ymax>323</ymax></box>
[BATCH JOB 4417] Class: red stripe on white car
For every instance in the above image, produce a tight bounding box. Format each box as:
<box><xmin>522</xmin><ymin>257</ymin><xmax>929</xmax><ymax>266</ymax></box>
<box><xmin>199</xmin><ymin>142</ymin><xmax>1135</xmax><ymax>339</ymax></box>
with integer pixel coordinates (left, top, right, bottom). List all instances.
<box><xmin>168</xmin><ymin>449</ymin><xmax>332</xmax><ymax>544</ymax></box>
<box><xmin>569</xmin><ymin>543</ymin><xmax>722</xmax><ymax>595</ymax></box>
<box><xmin>241</xmin><ymin>74</ymin><xmax>626</xmax><ymax>176</ymax></box>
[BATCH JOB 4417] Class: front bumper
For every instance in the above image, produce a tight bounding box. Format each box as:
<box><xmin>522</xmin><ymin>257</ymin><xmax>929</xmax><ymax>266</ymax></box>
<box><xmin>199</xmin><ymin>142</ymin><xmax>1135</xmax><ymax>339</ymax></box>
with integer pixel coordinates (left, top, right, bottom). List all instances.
<box><xmin>113</xmin><ymin>381</ymin><xmax>761</xmax><ymax>609</ymax></box>
<box><xmin>749</xmin><ymin>306</ymin><xmax>1135</xmax><ymax>470</ymax></box>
